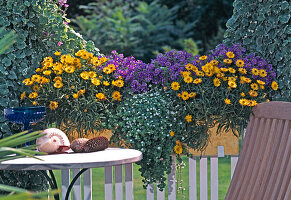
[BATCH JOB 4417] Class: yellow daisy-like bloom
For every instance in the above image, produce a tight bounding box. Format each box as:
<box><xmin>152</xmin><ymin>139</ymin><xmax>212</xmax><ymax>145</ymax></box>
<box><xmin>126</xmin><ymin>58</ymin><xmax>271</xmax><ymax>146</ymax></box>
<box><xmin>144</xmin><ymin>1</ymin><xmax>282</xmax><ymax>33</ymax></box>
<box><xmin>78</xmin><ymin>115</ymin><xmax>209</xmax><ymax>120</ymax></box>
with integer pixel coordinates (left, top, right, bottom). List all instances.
<box><xmin>35</xmin><ymin>68</ymin><xmax>42</xmax><ymax>73</ymax></box>
<box><xmin>185</xmin><ymin>63</ymin><xmax>194</xmax><ymax>71</ymax></box>
<box><xmin>32</xmin><ymin>85</ymin><xmax>40</xmax><ymax>92</ymax></box>
<box><xmin>181</xmin><ymin>91</ymin><xmax>189</xmax><ymax>101</ymax></box>
<box><xmin>169</xmin><ymin>131</ymin><xmax>175</xmax><ymax>137</ymax></box>
<box><xmin>251</xmin><ymin>68</ymin><xmax>259</xmax><ymax>75</ymax></box>
<box><xmin>189</xmin><ymin>92</ymin><xmax>197</xmax><ymax>98</ymax></box>
<box><xmin>238</xmin><ymin>68</ymin><xmax>247</xmax><ymax>74</ymax></box>
<box><xmin>64</xmin><ymin>65</ymin><xmax>75</xmax><ymax>74</ymax></box>
<box><xmin>32</xmin><ymin>101</ymin><xmax>37</xmax><ymax>106</ymax></box>
<box><xmin>223</xmin><ymin>59</ymin><xmax>232</xmax><ymax>64</ymax></box>
<box><xmin>199</xmin><ymin>55</ymin><xmax>207</xmax><ymax>60</ymax></box>
<box><xmin>103</xmin><ymin>81</ymin><xmax>110</xmax><ymax>86</ymax></box>
<box><xmin>193</xmin><ymin>78</ymin><xmax>202</xmax><ymax>84</ymax></box>
<box><xmin>214</xmin><ymin>67</ymin><xmax>221</xmax><ymax>74</ymax></box>
<box><xmin>260</xmin><ymin>85</ymin><xmax>265</xmax><ymax>90</ymax></box>
<box><xmin>213</xmin><ymin>78</ymin><xmax>221</xmax><ymax>87</ymax></box>
<box><xmin>185</xmin><ymin>115</ymin><xmax>192</xmax><ymax>123</ymax></box>
<box><xmin>181</xmin><ymin>71</ymin><xmax>191</xmax><ymax>77</ymax></box>
<box><xmin>89</xmin><ymin>71</ymin><xmax>97</xmax><ymax>78</ymax></box>
<box><xmin>239</xmin><ymin>99</ymin><xmax>249</xmax><ymax>106</ymax></box>
<box><xmin>244</xmin><ymin>77</ymin><xmax>252</xmax><ymax>83</ymax></box>
<box><xmin>107</xmin><ymin>64</ymin><xmax>116</xmax><ymax>72</ymax></box>
<box><xmin>228</xmin><ymin>68</ymin><xmax>236</xmax><ymax>73</ymax></box>
<box><xmin>80</xmin><ymin>71</ymin><xmax>90</xmax><ymax>80</ymax></box>
<box><xmin>91</xmin><ymin>78</ymin><xmax>101</xmax><ymax>86</ymax></box>
<box><xmin>271</xmin><ymin>81</ymin><xmax>278</xmax><ymax>90</ymax></box>
<box><xmin>210</xmin><ymin>60</ymin><xmax>219</xmax><ymax>66</ymax></box>
<box><xmin>171</xmin><ymin>82</ymin><xmax>180</xmax><ymax>91</ymax></box>
<box><xmin>53</xmin><ymin>76</ymin><xmax>62</xmax><ymax>82</ymax></box>
<box><xmin>205</xmin><ymin>71</ymin><xmax>214</xmax><ymax>77</ymax></box>
<box><xmin>28</xmin><ymin>92</ymin><xmax>38</xmax><ymax>99</ymax></box>
<box><xmin>248</xmin><ymin>100</ymin><xmax>257</xmax><ymax>107</ymax></box>
<box><xmin>228</xmin><ymin>76</ymin><xmax>236</xmax><ymax>82</ymax></box>
<box><xmin>75</xmin><ymin>49</ymin><xmax>85</xmax><ymax>57</ymax></box>
<box><xmin>216</xmin><ymin>73</ymin><xmax>225</xmax><ymax>78</ymax></box>
<box><xmin>226</xmin><ymin>51</ymin><xmax>235</xmax><ymax>58</ymax></box>
<box><xmin>112</xmin><ymin>91</ymin><xmax>121</xmax><ymax>101</ymax></box>
<box><xmin>43</xmin><ymin>56</ymin><xmax>53</xmax><ymax>63</ymax></box>
<box><xmin>241</xmin><ymin>92</ymin><xmax>245</xmax><ymax>97</ymax></box>
<box><xmin>196</xmin><ymin>71</ymin><xmax>204</xmax><ymax>77</ymax></box>
<box><xmin>73</xmin><ymin>93</ymin><xmax>79</xmax><ymax>99</ymax></box>
<box><xmin>91</xmin><ymin>57</ymin><xmax>101</xmax><ymax>66</ymax></box>
<box><xmin>223</xmin><ymin>77</ymin><xmax>228</xmax><ymax>82</ymax></box>
<box><xmin>184</xmin><ymin>76</ymin><xmax>193</xmax><ymax>83</ymax></box>
<box><xmin>54</xmin><ymin>81</ymin><xmax>63</xmax><ymax>89</ymax></box>
<box><xmin>257</xmin><ymin>80</ymin><xmax>265</xmax><ymax>85</ymax></box>
<box><xmin>96</xmin><ymin>93</ymin><xmax>106</xmax><ymax>100</ymax></box>
<box><xmin>228</xmin><ymin>80</ymin><xmax>237</xmax><ymax>88</ymax></box>
<box><xmin>224</xmin><ymin>99</ymin><xmax>231</xmax><ymax>105</ymax></box>
<box><xmin>20</xmin><ymin>92</ymin><xmax>26</xmax><ymax>100</ymax></box>
<box><xmin>236</xmin><ymin>60</ymin><xmax>245</xmax><ymax>67</ymax></box>
<box><xmin>115</xmin><ymin>80</ymin><xmax>124</xmax><ymax>88</ymax></box>
<box><xmin>220</xmin><ymin>68</ymin><xmax>228</xmax><ymax>72</ymax></box>
<box><xmin>54</xmin><ymin>51</ymin><xmax>61</xmax><ymax>56</ymax></box>
<box><xmin>251</xmin><ymin>83</ymin><xmax>259</xmax><ymax>90</ymax></box>
<box><xmin>78</xmin><ymin>89</ymin><xmax>86</xmax><ymax>95</ymax></box>
<box><xmin>103</xmin><ymin>67</ymin><xmax>112</xmax><ymax>74</ymax></box>
<box><xmin>191</xmin><ymin>66</ymin><xmax>198</xmax><ymax>72</ymax></box>
<box><xmin>100</xmin><ymin>57</ymin><xmax>108</xmax><ymax>63</ymax></box>
<box><xmin>23</xmin><ymin>79</ymin><xmax>33</xmax><ymax>86</ymax></box>
<box><xmin>49</xmin><ymin>101</ymin><xmax>58</xmax><ymax>110</ymax></box>
<box><xmin>249</xmin><ymin>90</ymin><xmax>258</xmax><ymax>97</ymax></box>
<box><xmin>43</xmin><ymin>70</ymin><xmax>51</xmax><ymax>76</ymax></box>
<box><xmin>174</xmin><ymin>145</ymin><xmax>183</xmax><ymax>155</ymax></box>
<box><xmin>60</xmin><ymin>55</ymin><xmax>68</xmax><ymax>63</ymax></box>
<box><xmin>259</xmin><ymin>69</ymin><xmax>267</xmax><ymax>77</ymax></box>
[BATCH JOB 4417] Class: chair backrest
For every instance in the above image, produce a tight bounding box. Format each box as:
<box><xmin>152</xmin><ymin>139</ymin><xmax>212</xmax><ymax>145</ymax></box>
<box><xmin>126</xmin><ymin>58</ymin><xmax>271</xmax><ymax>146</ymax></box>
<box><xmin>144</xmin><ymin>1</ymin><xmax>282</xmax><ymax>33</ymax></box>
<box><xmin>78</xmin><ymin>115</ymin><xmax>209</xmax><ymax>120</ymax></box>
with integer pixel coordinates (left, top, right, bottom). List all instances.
<box><xmin>225</xmin><ymin>101</ymin><xmax>291</xmax><ymax>200</ymax></box>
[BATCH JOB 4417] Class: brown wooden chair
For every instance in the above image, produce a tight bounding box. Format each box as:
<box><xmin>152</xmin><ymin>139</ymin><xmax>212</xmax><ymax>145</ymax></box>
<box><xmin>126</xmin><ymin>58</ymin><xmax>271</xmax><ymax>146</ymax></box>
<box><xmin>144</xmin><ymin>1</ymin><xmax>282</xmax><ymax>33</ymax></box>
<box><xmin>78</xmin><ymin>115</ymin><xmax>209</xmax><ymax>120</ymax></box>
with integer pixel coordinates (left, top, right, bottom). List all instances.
<box><xmin>225</xmin><ymin>101</ymin><xmax>291</xmax><ymax>200</ymax></box>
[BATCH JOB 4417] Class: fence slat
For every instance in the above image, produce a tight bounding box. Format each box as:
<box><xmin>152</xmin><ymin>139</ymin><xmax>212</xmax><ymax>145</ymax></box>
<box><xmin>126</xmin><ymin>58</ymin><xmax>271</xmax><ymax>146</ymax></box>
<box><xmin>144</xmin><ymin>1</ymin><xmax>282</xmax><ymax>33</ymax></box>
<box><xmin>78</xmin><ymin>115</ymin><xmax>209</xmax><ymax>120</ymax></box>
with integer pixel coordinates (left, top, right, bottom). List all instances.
<box><xmin>231</xmin><ymin>156</ymin><xmax>239</xmax><ymax>179</ymax></box>
<box><xmin>146</xmin><ymin>183</ymin><xmax>154</xmax><ymax>200</ymax></box>
<box><xmin>200</xmin><ymin>156</ymin><xmax>208</xmax><ymax>200</ymax></box>
<box><xmin>211</xmin><ymin>156</ymin><xmax>218</xmax><ymax>200</ymax></box>
<box><xmin>105</xmin><ymin>166</ymin><xmax>113</xmax><ymax>200</ymax></box>
<box><xmin>189</xmin><ymin>157</ymin><xmax>197</xmax><ymax>200</ymax></box>
<box><xmin>125</xmin><ymin>163</ymin><xmax>133</xmax><ymax>200</ymax></box>
<box><xmin>115</xmin><ymin>165</ymin><xmax>123</xmax><ymax>200</ymax></box>
<box><xmin>84</xmin><ymin>168</ymin><xmax>92</xmax><ymax>200</ymax></box>
<box><xmin>157</xmin><ymin>185</ymin><xmax>165</xmax><ymax>200</ymax></box>
<box><xmin>72</xmin><ymin>169</ymin><xmax>82</xmax><ymax>200</ymax></box>
<box><xmin>61</xmin><ymin>169</ymin><xmax>70</xmax><ymax>200</ymax></box>
<box><xmin>168</xmin><ymin>155</ymin><xmax>176</xmax><ymax>200</ymax></box>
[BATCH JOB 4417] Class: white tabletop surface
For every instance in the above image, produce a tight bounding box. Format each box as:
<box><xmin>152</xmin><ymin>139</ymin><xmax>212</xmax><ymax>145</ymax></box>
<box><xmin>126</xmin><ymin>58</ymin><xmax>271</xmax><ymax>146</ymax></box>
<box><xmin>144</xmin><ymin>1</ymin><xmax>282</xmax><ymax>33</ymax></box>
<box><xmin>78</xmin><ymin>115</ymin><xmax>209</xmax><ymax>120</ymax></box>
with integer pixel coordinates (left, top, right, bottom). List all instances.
<box><xmin>0</xmin><ymin>148</ymin><xmax>142</xmax><ymax>170</ymax></box>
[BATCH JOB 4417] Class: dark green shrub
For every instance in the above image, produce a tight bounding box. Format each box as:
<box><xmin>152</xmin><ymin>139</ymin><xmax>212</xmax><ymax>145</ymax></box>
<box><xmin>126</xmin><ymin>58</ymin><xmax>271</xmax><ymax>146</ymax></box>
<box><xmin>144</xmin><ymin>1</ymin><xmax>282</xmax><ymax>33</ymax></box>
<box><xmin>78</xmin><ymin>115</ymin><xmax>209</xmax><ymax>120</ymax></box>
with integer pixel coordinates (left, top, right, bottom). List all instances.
<box><xmin>224</xmin><ymin>0</ymin><xmax>291</xmax><ymax>100</ymax></box>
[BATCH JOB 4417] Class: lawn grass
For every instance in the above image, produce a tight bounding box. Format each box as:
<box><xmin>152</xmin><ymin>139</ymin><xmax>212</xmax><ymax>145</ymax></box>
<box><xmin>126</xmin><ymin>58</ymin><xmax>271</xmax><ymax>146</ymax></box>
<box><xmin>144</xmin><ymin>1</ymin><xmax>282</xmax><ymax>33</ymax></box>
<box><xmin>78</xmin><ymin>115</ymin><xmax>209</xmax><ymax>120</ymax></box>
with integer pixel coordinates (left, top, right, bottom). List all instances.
<box><xmin>53</xmin><ymin>156</ymin><xmax>232</xmax><ymax>200</ymax></box>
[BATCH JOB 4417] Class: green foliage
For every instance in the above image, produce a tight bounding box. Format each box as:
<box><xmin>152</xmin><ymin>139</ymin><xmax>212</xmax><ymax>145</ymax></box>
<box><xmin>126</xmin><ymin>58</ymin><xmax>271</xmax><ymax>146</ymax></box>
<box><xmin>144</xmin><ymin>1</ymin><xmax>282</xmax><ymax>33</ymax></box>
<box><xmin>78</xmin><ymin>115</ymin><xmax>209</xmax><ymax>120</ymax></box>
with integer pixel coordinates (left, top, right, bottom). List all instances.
<box><xmin>0</xmin><ymin>28</ymin><xmax>16</xmax><ymax>55</ymax></box>
<box><xmin>73</xmin><ymin>0</ymin><xmax>188</xmax><ymax>62</ymax></box>
<box><xmin>224</xmin><ymin>0</ymin><xmax>291</xmax><ymax>101</ymax></box>
<box><xmin>108</xmin><ymin>90</ymin><xmax>183</xmax><ymax>190</ymax></box>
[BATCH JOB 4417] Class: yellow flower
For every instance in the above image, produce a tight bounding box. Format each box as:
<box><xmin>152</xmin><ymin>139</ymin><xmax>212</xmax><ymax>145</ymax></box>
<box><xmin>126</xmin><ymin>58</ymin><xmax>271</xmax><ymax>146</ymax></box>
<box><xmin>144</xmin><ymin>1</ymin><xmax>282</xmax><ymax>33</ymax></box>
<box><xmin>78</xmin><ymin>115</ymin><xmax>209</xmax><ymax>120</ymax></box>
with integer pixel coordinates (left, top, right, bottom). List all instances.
<box><xmin>73</xmin><ymin>93</ymin><xmax>79</xmax><ymax>99</ymax></box>
<box><xmin>181</xmin><ymin>91</ymin><xmax>189</xmax><ymax>101</ymax></box>
<box><xmin>169</xmin><ymin>131</ymin><xmax>175</xmax><ymax>137</ymax></box>
<box><xmin>271</xmin><ymin>81</ymin><xmax>278</xmax><ymax>90</ymax></box>
<box><xmin>238</xmin><ymin>68</ymin><xmax>247</xmax><ymax>74</ymax></box>
<box><xmin>251</xmin><ymin>83</ymin><xmax>259</xmax><ymax>90</ymax></box>
<box><xmin>248</xmin><ymin>100</ymin><xmax>257</xmax><ymax>107</ymax></box>
<box><xmin>103</xmin><ymin>67</ymin><xmax>112</xmax><ymax>74</ymax></box>
<box><xmin>259</xmin><ymin>69</ymin><xmax>267</xmax><ymax>77</ymax></box>
<box><xmin>53</xmin><ymin>76</ymin><xmax>62</xmax><ymax>82</ymax></box>
<box><xmin>54</xmin><ymin>81</ymin><xmax>63</xmax><ymax>89</ymax></box>
<box><xmin>114</xmin><ymin>80</ymin><xmax>124</xmax><ymax>88</ymax></box>
<box><xmin>226</xmin><ymin>51</ymin><xmax>235</xmax><ymax>58</ymax></box>
<box><xmin>100</xmin><ymin>57</ymin><xmax>108</xmax><ymax>63</ymax></box>
<box><xmin>241</xmin><ymin>92</ymin><xmax>245</xmax><ymax>97</ymax></box>
<box><xmin>92</xmin><ymin>57</ymin><xmax>101</xmax><ymax>66</ymax></box>
<box><xmin>107</xmin><ymin>64</ymin><xmax>116</xmax><ymax>71</ymax></box>
<box><xmin>199</xmin><ymin>55</ymin><xmax>207</xmax><ymax>60</ymax></box>
<box><xmin>216</xmin><ymin>73</ymin><xmax>225</xmax><ymax>78</ymax></box>
<box><xmin>249</xmin><ymin>90</ymin><xmax>258</xmax><ymax>97</ymax></box>
<box><xmin>171</xmin><ymin>82</ymin><xmax>180</xmax><ymax>91</ymax></box>
<box><xmin>185</xmin><ymin>115</ymin><xmax>192</xmax><ymax>122</ymax></box>
<box><xmin>89</xmin><ymin>71</ymin><xmax>97</xmax><ymax>78</ymax></box>
<box><xmin>213</xmin><ymin>78</ymin><xmax>221</xmax><ymax>87</ymax></box>
<box><xmin>96</xmin><ymin>93</ymin><xmax>106</xmax><ymax>100</ymax></box>
<box><xmin>228</xmin><ymin>80</ymin><xmax>237</xmax><ymax>88</ymax></box>
<box><xmin>236</xmin><ymin>60</ymin><xmax>245</xmax><ymax>67</ymax></box>
<box><xmin>35</xmin><ymin>68</ymin><xmax>42</xmax><ymax>73</ymax></box>
<box><xmin>64</xmin><ymin>65</ymin><xmax>75</xmax><ymax>74</ymax></box>
<box><xmin>91</xmin><ymin>78</ymin><xmax>101</xmax><ymax>86</ymax></box>
<box><xmin>257</xmin><ymin>80</ymin><xmax>265</xmax><ymax>85</ymax></box>
<box><xmin>32</xmin><ymin>85</ymin><xmax>40</xmax><ymax>92</ymax></box>
<box><xmin>251</xmin><ymin>68</ymin><xmax>259</xmax><ymax>75</ymax></box>
<box><xmin>80</xmin><ymin>71</ymin><xmax>90</xmax><ymax>80</ymax></box>
<box><xmin>189</xmin><ymin>92</ymin><xmax>197</xmax><ymax>98</ymax></box>
<box><xmin>181</xmin><ymin>71</ymin><xmax>191</xmax><ymax>77</ymax></box>
<box><xmin>103</xmin><ymin>81</ymin><xmax>110</xmax><ymax>86</ymax></box>
<box><xmin>184</xmin><ymin>76</ymin><xmax>193</xmax><ymax>83</ymax></box>
<box><xmin>28</xmin><ymin>92</ymin><xmax>38</xmax><ymax>99</ymax></box>
<box><xmin>185</xmin><ymin>63</ymin><xmax>194</xmax><ymax>71</ymax></box>
<box><xmin>220</xmin><ymin>68</ymin><xmax>228</xmax><ymax>72</ymax></box>
<box><xmin>54</xmin><ymin>51</ymin><xmax>61</xmax><ymax>56</ymax></box>
<box><xmin>49</xmin><ymin>101</ymin><xmax>58</xmax><ymax>110</ymax></box>
<box><xmin>193</xmin><ymin>78</ymin><xmax>202</xmax><ymax>84</ymax></box>
<box><xmin>43</xmin><ymin>56</ymin><xmax>53</xmax><ymax>63</ymax></box>
<box><xmin>210</xmin><ymin>60</ymin><xmax>219</xmax><ymax>66</ymax></box>
<box><xmin>224</xmin><ymin>99</ymin><xmax>231</xmax><ymax>105</ymax></box>
<box><xmin>228</xmin><ymin>68</ymin><xmax>236</xmax><ymax>73</ymax></box>
<box><xmin>214</xmin><ymin>67</ymin><xmax>221</xmax><ymax>74</ymax></box>
<box><xmin>112</xmin><ymin>91</ymin><xmax>121</xmax><ymax>101</ymax></box>
<box><xmin>196</xmin><ymin>71</ymin><xmax>204</xmax><ymax>77</ymax></box>
<box><xmin>174</xmin><ymin>145</ymin><xmax>183</xmax><ymax>155</ymax></box>
<box><xmin>20</xmin><ymin>92</ymin><xmax>26</xmax><ymax>100</ymax></box>
<box><xmin>78</xmin><ymin>89</ymin><xmax>86</xmax><ymax>95</ymax></box>
<box><xmin>32</xmin><ymin>101</ymin><xmax>37</xmax><ymax>106</ymax></box>
<box><xmin>223</xmin><ymin>59</ymin><xmax>232</xmax><ymax>64</ymax></box>
<box><xmin>205</xmin><ymin>71</ymin><xmax>214</xmax><ymax>77</ymax></box>
<box><xmin>239</xmin><ymin>99</ymin><xmax>249</xmax><ymax>106</ymax></box>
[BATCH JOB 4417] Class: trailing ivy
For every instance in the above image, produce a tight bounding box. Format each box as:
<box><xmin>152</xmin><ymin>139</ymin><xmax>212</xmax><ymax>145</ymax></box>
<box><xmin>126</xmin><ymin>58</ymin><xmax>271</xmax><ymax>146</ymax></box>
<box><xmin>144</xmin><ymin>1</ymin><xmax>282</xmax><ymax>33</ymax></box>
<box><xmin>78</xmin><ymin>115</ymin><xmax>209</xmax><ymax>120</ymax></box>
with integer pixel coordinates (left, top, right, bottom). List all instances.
<box><xmin>224</xmin><ymin>0</ymin><xmax>291</xmax><ymax>100</ymax></box>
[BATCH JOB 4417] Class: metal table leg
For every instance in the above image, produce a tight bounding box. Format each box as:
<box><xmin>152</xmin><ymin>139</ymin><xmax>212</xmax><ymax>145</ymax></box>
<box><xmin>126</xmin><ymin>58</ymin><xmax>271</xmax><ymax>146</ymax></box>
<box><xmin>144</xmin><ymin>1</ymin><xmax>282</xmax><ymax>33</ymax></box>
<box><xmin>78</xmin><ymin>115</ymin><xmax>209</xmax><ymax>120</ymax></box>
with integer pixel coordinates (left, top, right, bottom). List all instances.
<box><xmin>65</xmin><ymin>168</ymin><xmax>88</xmax><ymax>200</ymax></box>
<box><xmin>41</xmin><ymin>170</ymin><xmax>59</xmax><ymax>200</ymax></box>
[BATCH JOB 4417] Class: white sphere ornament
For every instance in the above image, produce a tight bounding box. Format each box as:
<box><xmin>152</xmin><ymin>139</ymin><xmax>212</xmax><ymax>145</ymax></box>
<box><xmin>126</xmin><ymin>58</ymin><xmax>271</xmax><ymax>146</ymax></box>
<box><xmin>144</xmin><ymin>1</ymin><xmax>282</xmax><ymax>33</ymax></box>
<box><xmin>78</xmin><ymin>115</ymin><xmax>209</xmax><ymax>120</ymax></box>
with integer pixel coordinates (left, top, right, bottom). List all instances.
<box><xmin>36</xmin><ymin>128</ymin><xmax>70</xmax><ymax>153</ymax></box>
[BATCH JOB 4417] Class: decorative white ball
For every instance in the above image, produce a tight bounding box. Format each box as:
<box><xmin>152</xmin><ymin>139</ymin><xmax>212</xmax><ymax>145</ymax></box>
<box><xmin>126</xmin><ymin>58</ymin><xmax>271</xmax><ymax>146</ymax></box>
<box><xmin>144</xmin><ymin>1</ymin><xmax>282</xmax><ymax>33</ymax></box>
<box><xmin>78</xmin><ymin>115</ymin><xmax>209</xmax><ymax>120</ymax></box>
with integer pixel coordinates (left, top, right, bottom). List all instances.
<box><xmin>36</xmin><ymin>128</ymin><xmax>70</xmax><ymax>153</ymax></box>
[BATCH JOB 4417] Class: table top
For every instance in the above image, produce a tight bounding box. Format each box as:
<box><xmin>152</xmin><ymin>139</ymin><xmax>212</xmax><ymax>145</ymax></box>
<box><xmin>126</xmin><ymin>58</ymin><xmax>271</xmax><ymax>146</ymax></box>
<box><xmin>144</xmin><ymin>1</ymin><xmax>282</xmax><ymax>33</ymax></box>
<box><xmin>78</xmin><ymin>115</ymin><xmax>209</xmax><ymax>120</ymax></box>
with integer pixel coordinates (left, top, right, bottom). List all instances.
<box><xmin>0</xmin><ymin>148</ymin><xmax>142</xmax><ymax>170</ymax></box>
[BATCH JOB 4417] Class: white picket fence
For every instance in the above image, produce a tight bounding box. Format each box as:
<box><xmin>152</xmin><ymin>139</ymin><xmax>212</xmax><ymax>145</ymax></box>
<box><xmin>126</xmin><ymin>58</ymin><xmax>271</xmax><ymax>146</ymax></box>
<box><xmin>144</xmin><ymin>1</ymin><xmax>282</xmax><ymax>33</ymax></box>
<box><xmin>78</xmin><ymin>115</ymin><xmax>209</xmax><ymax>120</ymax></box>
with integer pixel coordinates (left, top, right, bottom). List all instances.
<box><xmin>59</xmin><ymin>152</ymin><xmax>239</xmax><ymax>200</ymax></box>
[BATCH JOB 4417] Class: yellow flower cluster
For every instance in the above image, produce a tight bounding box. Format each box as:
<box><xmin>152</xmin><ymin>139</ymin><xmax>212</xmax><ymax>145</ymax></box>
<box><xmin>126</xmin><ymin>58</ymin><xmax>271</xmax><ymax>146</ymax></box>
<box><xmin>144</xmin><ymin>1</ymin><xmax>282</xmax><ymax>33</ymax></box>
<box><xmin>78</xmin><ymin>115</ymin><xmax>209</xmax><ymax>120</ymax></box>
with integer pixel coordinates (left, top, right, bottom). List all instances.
<box><xmin>174</xmin><ymin>140</ymin><xmax>183</xmax><ymax>155</ymax></box>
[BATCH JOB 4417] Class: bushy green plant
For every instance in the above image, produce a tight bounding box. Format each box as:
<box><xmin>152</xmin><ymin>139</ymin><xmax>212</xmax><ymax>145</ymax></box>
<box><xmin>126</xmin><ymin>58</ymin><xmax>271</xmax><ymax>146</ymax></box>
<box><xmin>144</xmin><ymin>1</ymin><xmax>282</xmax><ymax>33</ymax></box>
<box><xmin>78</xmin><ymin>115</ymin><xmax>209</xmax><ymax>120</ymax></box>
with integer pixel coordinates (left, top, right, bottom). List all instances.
<box><xmin>224</xmin><ymin>0</ymin><xmax>291</xmax><ymax>101</ymax></box>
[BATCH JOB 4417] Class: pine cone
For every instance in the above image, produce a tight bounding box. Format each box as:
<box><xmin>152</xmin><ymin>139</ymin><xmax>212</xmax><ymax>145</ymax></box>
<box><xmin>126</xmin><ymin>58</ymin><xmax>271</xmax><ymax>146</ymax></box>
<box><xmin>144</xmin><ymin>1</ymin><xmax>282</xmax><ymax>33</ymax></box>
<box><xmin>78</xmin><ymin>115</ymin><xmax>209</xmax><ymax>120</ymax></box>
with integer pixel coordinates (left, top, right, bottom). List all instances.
<box><xmin>83</xmin><ymin>136</ymin><xmax>109</xmax><ymax>153</ymax></box>
<box><xmin>70</xmin><ymin>138</ymin><xmax>89</xmax><ymax>153</ymax></box>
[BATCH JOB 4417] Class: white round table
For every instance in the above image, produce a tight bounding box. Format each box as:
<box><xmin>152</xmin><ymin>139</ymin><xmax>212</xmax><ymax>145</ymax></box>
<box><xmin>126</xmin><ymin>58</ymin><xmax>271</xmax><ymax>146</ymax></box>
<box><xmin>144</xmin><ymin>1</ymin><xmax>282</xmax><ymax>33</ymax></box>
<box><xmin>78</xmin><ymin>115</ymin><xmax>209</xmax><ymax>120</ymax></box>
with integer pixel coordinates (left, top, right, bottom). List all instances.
<box><xmin>0</xmin><ymin>148</ymin><xmax>142</xmax><ymax>200</ymax></box>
